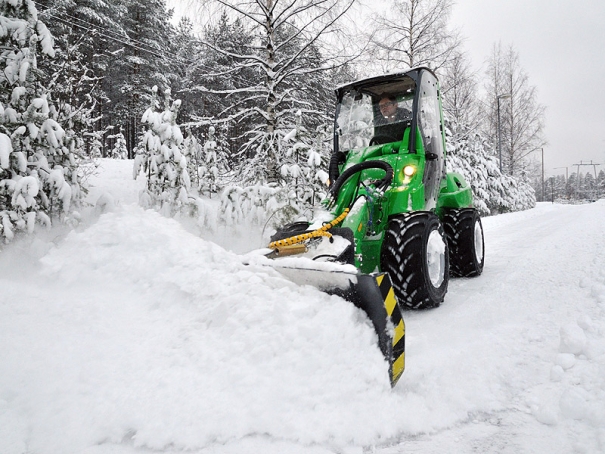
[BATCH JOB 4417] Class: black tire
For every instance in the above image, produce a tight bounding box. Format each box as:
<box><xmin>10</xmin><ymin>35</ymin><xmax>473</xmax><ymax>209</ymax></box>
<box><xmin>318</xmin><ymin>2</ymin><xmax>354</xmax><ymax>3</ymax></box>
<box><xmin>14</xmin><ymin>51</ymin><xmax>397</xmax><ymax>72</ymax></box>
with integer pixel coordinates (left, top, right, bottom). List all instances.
<box><xmin>380</xmin><ymin>212</ymin><xmax>449</xmax><ymax>309</ymax></box>
<box><xmin>443</xmin><ymin>208</ymin><xmax>485</xmax><ymax>277</ymax></box>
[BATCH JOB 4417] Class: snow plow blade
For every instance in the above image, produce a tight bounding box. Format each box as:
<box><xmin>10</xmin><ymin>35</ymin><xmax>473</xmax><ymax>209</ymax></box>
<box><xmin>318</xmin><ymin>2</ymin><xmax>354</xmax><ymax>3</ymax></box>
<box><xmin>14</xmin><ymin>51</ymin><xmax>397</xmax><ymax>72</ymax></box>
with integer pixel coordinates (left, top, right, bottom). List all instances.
<box><xmin>342</xmin><ymin>273</ymin><xmax>405</xmax><ymax>387</ymax></box>
<box><xmin>267</xmin><ymin>262</ymin><xmax>405</xmax><ymax>386</ymax></box>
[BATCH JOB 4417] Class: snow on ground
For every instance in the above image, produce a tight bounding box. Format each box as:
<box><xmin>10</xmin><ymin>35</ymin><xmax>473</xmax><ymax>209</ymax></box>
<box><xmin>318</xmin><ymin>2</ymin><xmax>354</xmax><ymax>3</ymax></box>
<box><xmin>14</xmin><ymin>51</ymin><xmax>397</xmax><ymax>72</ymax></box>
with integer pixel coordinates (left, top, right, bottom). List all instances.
<box><xmin>1</xmin><ymin>159</ymin><xmax>604</xmax><ymax>454</ymax></box>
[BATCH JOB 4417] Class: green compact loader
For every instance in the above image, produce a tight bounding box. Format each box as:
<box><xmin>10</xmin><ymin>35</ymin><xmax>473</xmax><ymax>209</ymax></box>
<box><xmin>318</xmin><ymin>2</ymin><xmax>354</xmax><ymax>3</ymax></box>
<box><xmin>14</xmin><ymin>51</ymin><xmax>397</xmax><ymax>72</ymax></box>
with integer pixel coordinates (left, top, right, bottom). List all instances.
<box><xmin>264</xmin><ymin>67</ymin><xmax>484</xmax><ymax>386</ymax></box>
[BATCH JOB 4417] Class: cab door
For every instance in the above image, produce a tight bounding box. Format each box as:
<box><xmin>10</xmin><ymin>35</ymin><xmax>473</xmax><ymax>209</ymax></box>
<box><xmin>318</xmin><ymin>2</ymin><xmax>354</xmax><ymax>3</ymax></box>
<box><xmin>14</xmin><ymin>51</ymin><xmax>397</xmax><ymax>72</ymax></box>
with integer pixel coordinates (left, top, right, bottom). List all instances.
<box><xmin>417</xmin><ymin>70</ymin><xmax>446</xmax><ymax>209</ymax></box>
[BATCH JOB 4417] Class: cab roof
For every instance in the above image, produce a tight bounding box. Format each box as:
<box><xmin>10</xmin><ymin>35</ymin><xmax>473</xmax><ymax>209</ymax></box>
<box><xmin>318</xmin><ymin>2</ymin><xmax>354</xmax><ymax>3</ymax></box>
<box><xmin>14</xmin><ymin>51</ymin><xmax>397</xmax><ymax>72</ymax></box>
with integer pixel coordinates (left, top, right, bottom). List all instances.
<box><xmin>335</xmin><ymin>67</ymin><xmax>438</xmax><ymax>99</ymax></box>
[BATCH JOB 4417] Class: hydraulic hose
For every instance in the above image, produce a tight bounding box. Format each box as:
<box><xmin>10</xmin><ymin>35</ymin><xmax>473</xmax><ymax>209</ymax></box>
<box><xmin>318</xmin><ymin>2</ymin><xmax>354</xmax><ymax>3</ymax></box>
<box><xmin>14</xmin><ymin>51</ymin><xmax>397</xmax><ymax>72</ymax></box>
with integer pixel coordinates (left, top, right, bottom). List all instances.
<box><xmin>268</xmin><ymin>208</ymin><xmax>350</xmax><ymax>249</ymax></box>
<box><xmin>328</xmin><ymin>151</ymin><xmax>346</xmax><ymax>187</ymax></box>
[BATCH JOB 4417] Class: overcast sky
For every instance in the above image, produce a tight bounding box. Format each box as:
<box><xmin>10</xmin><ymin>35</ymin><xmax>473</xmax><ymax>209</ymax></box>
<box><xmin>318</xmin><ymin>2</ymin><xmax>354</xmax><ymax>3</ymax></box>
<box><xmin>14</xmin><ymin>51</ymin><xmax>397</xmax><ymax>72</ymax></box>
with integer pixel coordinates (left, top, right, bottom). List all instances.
<box><xmin>169</xmin><ymin>0</ymin><xmax>605</xmax><ymax>177</ymax></box>
<box><xmin>449</xmin><ymin>0</ymin><xmax>605</xmax><ymax>176</ymax></box>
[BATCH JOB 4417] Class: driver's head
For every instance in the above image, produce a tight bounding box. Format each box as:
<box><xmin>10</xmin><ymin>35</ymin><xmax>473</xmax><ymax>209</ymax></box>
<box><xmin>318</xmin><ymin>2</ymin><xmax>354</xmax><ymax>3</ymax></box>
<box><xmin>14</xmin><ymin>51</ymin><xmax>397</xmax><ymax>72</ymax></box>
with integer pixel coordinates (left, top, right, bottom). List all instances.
<box><xmin>379</xmin><ymin>96</ymin><xmax>398</xmax><ymax>118</ymax></box>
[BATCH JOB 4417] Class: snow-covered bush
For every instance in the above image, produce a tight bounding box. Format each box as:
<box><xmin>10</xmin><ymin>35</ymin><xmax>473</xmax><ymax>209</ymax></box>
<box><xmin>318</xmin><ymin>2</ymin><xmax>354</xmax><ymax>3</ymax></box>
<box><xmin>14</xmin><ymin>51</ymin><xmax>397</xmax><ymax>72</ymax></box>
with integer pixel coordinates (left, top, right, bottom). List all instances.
<box><xmin>219</xmin><ymin>183</ymin><xmax>306</xmax><ymax>230</ymax></box>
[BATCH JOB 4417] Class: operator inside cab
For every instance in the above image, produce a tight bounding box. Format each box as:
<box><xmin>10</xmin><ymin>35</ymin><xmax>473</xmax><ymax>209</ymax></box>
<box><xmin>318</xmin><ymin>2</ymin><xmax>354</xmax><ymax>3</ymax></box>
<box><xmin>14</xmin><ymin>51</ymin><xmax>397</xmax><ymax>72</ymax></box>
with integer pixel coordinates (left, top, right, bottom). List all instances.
<box><xmin>374</xmin><ymin>95</ymin><xmax>412</xmax><ymax>145</ymax></box>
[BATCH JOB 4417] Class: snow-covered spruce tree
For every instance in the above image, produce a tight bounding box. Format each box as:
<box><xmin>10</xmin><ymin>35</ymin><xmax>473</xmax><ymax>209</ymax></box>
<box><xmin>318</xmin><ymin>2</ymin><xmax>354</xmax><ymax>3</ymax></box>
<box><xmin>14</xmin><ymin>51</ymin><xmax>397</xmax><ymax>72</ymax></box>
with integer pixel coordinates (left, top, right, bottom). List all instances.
<box><xmin>280</xmin><ymin>111</ymin><xmax>330</xmax><ymax>207</ymax></box>
<box><xmin>36</xmin><ymin>0</ymin><xmax>106</xmax><ymax>160</ymax></box>
<box><xmin>0</xmin><ymin>1</ymin><xmax>85</xmax><ymax>242</ymax></box>
<box><xmin>108</xmin><ymin>130</ymin><xmax>128</xmax><ymax>159</ymax></box>
<box><xmin>36</xmin><ymin>0</ymin><xmax>127</xmax><ymax>159</ymax></box>
<box><xmin>198</xmin><ymin>126</ymin><xmax>227</xmax><ymax>195</ymax></box>
<box><xmin>445</xmin><ymin>120</ymin><xmax>536</xmax><ymax>215</ymax></box>
<box><xmin>183</xmin><ymin>126</ymin><xmax>202</xmax><ymax>188</ymax></box>
<box><xmin>133</xmin><ymin>86</ymin><xmax>200</xmax><ymax>217</ymax></box>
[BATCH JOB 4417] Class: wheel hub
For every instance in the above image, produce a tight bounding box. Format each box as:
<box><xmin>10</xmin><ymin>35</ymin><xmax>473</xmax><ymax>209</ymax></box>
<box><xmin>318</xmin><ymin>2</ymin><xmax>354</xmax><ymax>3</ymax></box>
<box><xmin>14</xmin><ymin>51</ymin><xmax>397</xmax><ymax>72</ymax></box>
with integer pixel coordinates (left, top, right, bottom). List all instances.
<box><xmin>426</xmin><ymin>229</ymin><xmax>446</xmax><ymax>287</ymax></box>
<box><xmin>474</xmin><ymin>220</ymin><xmax>484</xmax><ymax>264</ymax></box>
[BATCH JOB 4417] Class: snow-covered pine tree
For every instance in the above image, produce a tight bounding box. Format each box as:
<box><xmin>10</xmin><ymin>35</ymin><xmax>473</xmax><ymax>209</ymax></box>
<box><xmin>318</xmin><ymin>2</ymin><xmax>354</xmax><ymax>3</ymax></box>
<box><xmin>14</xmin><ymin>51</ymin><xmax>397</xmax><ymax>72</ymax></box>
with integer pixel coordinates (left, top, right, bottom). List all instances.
<box><xmin>280</xmin><ymin>110</ymin><xmax>330</xmax><ymax>207</ymax></box>
<box><xmin>170</xmin><ymin>17</ymin><xmax>204</xmax><ymax>126</ymax></box>
<box><xmin>544</xmin><ymin>174</ymin><xmax>567</xmax><ymax>201</ymax></box>
<box><xmin>133</xmin><ymin>86</ymin><xmax>194</xmax><ymax>217</ymax></box>
<box><xmin>108</xmin><ymin>130</ymin><xmax>128</xmax><ymax>159</ymax></box>
<box><xmin>567</xmin><ymin>172</ymin><xmax>578</xmax><ymax>200</ymax></box>
<box><xmin>107</xmin><ymin>0</ymin><xmax>176</xmax><ymax>156</ymax></box>
<box><xmin>445</xmin><ymin>119</ymin><xmax>535</xmax><ymax>215</ymax></box>
<box><xmin>0</xmin><ymin>0</ymin><xmax>85</xmax><ymax>242</ymax></box>
<box><xmin>198</xmin><ymin>126</ymin><xmax>222</xmax><ymax>195</ymax></box>
<box><xmin>185</xmin><ymin>12</ymin><xmax>258</xmax><ymax>171</ymax></box>
<box><xmin>183</xmin><ymin>126</ymin><xmax>202</xmax><ymax>188</ymax></box>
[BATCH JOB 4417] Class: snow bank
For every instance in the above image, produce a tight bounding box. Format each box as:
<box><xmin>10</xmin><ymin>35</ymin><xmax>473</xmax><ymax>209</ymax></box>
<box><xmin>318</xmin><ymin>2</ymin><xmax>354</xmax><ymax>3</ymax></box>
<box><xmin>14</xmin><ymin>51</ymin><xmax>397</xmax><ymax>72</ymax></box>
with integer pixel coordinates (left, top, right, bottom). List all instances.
<box><xmin>0</xmin><ymin>205</ymin><xmax>414</xmax><ymax>453</ymax></box>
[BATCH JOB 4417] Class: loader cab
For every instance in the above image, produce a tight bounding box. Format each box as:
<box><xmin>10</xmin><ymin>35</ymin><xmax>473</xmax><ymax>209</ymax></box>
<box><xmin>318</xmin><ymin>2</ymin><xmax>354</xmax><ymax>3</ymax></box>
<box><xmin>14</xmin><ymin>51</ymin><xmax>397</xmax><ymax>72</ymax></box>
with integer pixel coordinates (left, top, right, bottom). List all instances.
<box><xmin>334</xmin><ymin>74</ymin><xmax>416</xmax><ymax>151</ymax></box>
<box><xmin>334</xmin><ymin>68</ymin><xmax>445</xmax><ymax>155</ymax></box>
<box><xmin>334</xmin><ymin>67</ymin><xmax>446</xmax><ymax>207</ymax></box>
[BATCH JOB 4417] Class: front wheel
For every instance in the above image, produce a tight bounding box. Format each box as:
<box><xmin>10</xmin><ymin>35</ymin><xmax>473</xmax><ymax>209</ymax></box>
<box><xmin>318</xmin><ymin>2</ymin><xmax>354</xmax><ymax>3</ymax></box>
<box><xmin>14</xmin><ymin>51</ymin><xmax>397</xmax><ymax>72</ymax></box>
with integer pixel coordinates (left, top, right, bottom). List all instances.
<box><xmin>381</xmin><ymin>212</ymin><xmax>449</xmax><ymax>309</ymax></box>
<box><xmin>443</xmin><ymin>208</ymin><xmax>485</xmax><ymax>277</ymax></box>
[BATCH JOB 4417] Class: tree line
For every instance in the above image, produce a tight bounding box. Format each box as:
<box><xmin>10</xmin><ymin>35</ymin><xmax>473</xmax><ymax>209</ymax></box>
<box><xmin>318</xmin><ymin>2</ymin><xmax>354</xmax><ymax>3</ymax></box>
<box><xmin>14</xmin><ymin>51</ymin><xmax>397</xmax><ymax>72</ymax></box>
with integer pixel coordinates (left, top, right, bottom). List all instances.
<box><xmin>538</xmin><ymin>169</ymin><xmax>605</xmax><ymax>202</ymax></box>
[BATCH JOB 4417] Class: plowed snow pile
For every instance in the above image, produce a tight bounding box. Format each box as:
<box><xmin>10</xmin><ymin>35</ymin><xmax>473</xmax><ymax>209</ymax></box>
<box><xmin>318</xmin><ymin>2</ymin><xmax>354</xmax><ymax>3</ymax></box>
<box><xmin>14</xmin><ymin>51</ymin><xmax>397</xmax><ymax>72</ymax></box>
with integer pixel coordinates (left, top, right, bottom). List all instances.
<box><xmin>0</xmin><ymin>159</ymin><xmax>604</xmax><ymax>454</ymax></box>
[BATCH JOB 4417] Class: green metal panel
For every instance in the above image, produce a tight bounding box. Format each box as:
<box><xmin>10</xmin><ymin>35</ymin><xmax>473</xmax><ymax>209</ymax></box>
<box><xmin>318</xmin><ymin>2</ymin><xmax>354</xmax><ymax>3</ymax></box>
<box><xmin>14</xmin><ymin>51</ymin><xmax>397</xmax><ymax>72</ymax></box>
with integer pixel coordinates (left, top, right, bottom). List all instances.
<box><xmin>436</xmin><ymin>172</ymin><xmax>474</xmax><ymax>212</ymax></box>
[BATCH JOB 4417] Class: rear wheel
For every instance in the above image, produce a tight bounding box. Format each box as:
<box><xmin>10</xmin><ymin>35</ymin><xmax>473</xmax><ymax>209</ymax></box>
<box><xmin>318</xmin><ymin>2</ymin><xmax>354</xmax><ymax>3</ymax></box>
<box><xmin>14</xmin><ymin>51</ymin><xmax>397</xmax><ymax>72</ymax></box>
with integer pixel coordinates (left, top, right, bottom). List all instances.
<box><xmin>443</xmin><ymin>208</ymin><xmax>484</xmax><ymax>277</ymax></box>
<box><xmin>381</xmin><ymin>212</ymin><xmax>449</xmax><ymax>309</ymax></box>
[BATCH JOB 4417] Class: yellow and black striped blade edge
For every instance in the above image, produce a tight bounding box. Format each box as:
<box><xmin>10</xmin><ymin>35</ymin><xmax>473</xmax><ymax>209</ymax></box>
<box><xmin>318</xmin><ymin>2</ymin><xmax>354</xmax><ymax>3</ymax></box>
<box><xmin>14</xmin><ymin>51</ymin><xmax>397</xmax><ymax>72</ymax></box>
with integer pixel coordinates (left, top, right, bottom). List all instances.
<box><xmin>375</xmin><ymin>273</ymin><xmax>405</xmax><ymax>387</ymax></box>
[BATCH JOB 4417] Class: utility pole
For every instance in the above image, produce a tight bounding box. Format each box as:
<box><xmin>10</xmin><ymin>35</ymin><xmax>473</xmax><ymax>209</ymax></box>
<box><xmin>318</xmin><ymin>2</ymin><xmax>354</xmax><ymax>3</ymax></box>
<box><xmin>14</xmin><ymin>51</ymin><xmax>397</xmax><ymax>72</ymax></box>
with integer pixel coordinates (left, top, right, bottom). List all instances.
<box><xmin>572</xmin><ymin>160</ymin><xmax>601</xmax><ymax>201</ymax></box>
<box><xmin>541</xmin><ymin>148</ymin><xmax>545</xmax><ymax>202</ymax></box>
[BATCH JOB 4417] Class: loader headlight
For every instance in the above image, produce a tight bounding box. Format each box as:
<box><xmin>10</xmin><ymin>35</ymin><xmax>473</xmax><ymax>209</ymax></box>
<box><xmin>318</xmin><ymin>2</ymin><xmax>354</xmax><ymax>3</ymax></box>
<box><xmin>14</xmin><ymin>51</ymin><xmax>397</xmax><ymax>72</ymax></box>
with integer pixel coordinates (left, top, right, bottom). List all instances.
<box><xmin>403</xmin><ymin>165</ymin><xmax>416</xmax><ymax>177</ymax></box>
<box><xmin>401</xmin><ymin>165</ymin><xmax>416</xmax><ymax>184</ymax></box>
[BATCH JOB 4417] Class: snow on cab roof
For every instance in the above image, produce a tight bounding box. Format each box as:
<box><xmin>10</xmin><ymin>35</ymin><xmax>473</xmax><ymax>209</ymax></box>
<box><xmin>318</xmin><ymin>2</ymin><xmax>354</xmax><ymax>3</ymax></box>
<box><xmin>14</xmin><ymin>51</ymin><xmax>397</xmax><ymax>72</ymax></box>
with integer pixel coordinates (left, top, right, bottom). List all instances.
<box><xmin>334</xmin><ymin>66</ymin><xmax>437</xmax><ymax>97</ymax></box>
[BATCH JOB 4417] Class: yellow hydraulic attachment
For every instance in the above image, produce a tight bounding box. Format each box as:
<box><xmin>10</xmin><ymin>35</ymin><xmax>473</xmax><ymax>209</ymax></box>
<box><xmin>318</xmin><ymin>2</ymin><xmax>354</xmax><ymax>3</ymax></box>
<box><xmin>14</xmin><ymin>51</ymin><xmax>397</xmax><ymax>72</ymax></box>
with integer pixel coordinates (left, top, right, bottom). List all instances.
<box><xmin>268</xmin><ymin>208</ymin><xmax>350</xmax><ymax>250</ymax></box>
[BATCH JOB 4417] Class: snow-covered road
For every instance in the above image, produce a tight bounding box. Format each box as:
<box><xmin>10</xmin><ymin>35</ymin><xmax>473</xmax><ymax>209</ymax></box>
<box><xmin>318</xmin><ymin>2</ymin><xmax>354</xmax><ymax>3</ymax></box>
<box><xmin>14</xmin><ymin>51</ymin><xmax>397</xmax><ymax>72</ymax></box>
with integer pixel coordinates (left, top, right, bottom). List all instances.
<box><xmin>1</xmin><ymin>160</ymin><xmax>604</xmax><ymax>454</ymax></box>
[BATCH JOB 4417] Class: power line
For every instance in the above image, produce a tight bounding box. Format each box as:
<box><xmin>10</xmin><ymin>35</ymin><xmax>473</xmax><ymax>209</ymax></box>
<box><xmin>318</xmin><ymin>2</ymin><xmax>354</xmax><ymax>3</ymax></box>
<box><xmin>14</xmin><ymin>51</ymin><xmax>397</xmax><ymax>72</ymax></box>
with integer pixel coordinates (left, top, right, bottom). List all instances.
<box><xmin>33</xmin><ymin>1</ymin><xmax>259</xmax><ymax>89</ymax></box>
<box><xmin>33</xmin><ymin>1</ymin><xmax>131</xmax><ymax>44</ymax></box>
<box><xmin>34</xmin><ymin>2</ymin><xmax>172</xmax><ymax>62</ymax></box>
